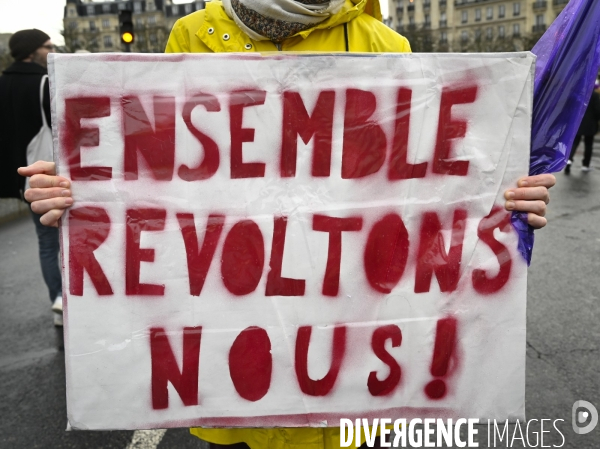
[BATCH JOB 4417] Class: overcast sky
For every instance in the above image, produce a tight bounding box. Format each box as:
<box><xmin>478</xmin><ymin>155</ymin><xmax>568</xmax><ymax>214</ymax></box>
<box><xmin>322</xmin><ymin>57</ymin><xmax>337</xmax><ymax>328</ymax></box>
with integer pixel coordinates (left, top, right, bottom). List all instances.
<box><xmin>0</xmin><ymin>0</ymin><xmax>389</xmax><ymax>47</ymax></box>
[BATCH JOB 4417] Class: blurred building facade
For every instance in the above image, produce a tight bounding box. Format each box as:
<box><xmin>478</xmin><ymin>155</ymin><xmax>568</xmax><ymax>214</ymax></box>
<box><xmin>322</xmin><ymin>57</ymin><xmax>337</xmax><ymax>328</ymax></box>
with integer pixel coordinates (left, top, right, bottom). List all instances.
<box><xmin>63</xmin><ymin>0</ymin><xmax>205</xmax><ymax>53</ymax></box>
<box><xmin>0</xmin><ymin>33</ymin><xmax>13</xmax><ymax>71</ymax></box>
<box><xmin>387</xmin><ymin>0</ymin><xmax>570</xmax><ymax>52</ymax></box>
<box><xmin>0</xmin><ymin>33</ymin><xmax>12</xmax><ymax>54</ymax></box>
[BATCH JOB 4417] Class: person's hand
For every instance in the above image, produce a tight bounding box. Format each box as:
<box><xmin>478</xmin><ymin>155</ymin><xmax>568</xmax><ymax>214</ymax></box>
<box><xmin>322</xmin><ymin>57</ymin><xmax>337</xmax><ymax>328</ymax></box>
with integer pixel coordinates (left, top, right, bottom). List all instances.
<box><xmin>17</xmin><ymin>161</ymin><xmax>73</xmax><ymax>227</ymax></box>
<box><xmin>504</xmin><ymin>174</ymin><xmax>556</xmax><ymax>229</ymax></box>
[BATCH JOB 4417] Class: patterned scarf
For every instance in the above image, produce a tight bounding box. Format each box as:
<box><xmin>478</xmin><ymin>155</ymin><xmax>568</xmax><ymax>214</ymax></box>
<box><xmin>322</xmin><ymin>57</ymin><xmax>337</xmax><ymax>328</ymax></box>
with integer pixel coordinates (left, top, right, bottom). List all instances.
<box><xmin>222</xmin><ymin>0</ymin><xmax>346</xmax><ymax>43</ymax></box>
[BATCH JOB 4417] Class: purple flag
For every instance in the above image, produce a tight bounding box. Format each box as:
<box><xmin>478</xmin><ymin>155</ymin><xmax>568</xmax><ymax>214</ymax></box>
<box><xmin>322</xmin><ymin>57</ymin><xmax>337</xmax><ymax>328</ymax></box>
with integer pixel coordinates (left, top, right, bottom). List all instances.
<box><xmin>512</xmin><ymin>0</ymin><xmax>600</xmax><ymax>264</ymax></box>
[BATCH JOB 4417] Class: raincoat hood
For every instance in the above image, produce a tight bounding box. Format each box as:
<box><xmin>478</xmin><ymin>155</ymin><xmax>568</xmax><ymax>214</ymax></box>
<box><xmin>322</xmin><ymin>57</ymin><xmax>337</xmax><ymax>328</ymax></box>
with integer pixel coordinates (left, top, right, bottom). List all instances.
<box><xmin>187</xmin><ymin>0</ymin><xmax>388</xmax><ymax>53</ymax></box>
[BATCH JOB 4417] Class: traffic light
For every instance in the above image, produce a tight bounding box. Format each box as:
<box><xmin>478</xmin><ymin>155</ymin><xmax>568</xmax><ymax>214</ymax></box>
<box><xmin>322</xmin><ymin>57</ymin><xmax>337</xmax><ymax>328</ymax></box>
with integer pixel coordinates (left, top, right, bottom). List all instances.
<box><xmin>119</xmin><ymin>10</ymin><xmax>134</xmax><ymax>46</ymax></box>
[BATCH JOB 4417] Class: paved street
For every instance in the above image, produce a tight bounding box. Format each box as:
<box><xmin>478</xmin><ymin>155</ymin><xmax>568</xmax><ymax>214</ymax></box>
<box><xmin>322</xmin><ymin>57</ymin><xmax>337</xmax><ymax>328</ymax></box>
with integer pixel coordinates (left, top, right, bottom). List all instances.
<box><xmin>1</xmin><ymin>143</ymin><xmax>599</xmax><ymax>448</ymax></box>
<box><xmin>0</xmin><ymin>214</ymin><xmax>207</xmax><ymax>448</ymax></box>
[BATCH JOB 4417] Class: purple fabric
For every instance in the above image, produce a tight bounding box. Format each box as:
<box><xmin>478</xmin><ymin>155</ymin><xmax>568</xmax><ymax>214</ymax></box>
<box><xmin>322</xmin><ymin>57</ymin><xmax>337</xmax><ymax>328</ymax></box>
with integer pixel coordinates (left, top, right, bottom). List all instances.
<box><xmin>513</xmin><ymin>0</ymin><xmax>600</xmax><ymax>264</ymax></box>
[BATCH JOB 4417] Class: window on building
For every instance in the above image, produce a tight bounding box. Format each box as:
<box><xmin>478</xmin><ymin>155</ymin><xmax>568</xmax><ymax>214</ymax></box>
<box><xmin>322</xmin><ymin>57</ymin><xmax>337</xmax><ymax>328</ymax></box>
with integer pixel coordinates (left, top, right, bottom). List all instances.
<box><xmin>87</xmin><ymin>5</ymin><xmax>95</xmax><ymax>15</ymax></box>
<box><xmin>461</xmin><ymin>11</ymin><xmax>468</xmax><ymax>23</ymax></box>
<box><xmin>499</xmin><ymin>5</ymin><xmax>505</xmax><ymax>18</ymax></box>
<box><xmin>486</xmin><ymin>6</ymin><xmax>493</xmax><ymax>19</ymax></box>
<box><xmin>475</xmin><ymin>29</ymin><xmax>482</xmax><ymax>40</ymax></box>
<box><xmin>172</xmin><ymin>5</ymin><xmax>179</xmax><ymax>15</ymax></box>
<box><xmin>425</xmin><ymin>14</ymin><xmax>431</xmax><ymax>25</ymax></box>
<box><xmin>461</xmin><ymin>30</ymin><xmax>468</xmax><ymax>42</ymax></box>
<box><xmin>486</xmin><ymin>27</ymin><xmax>493</xmax><ymax>39</ymax></box>
<box><xmin>134</xmin><ymin>2</ymin><xmax>142</xmax><ymax>13</ymax></box>
<box><xmin>68</xmin><ymin>7</ymin><xmax>77</xmax><ymax>17</ymax></box>
<box><xmin>118</xmin><ymin>3</ymin><xmax>127</xmax><ymax>10</ymax></box>
<box><xmin>475</xmin><ymin>9</ymin><xmax>481</xmax><ymax>21</ymax></box>
<box><xmin>69</xmin><ymin>21</ymin><xmax>78</xmax><ymax>29</ymax></box>
<box><xmin>150</xmin><ymin>33</ymin><xmax>157</xmax><ymax>44</ymax></box>
<box><xmin>136</xmin><ymin>18</ymin><xmax>144</xmax><ymax>26</ymax></box>
<box><xmin>103</xmin><ymin>4</ymin><xmax>111</xmax><ymax>13</ymax></box>
<box><xmin>89</xmin><ymin>21</ymin><xmax>96</xmax><ymax>31</ymax></box>
<box><xmin>499</xmin><ymin>25</ymin><xmax>505</xmax><ymax>37</ymax></box>
<box><xmin>513</xmin><ymin>2</ymin><xmax>520</xmax><ymax>16</ymax></box>
<box><xmin>102</xmin><ymin>19</ymin><xmax>110</xmax><ymax>28</ymax></box>
<box><xmin>536</xmin><ymin>14</ymin><xmax>545</xmax><ymax>25</ymax></box>
<box><xmin>409</xmin><ymin>15</ymin><xmax>415</xmax><ymax>25</ymax></box>
<box><xmin>513</xmin><ymin>23</ymin><xmax>520</xmax><ymax>35</ymax></box>
<box><xmin>103</xmin><ymin>35</ymin><xmax>113</xmax><ymax>47</ymax></box>
<box><xmin>441</xmin><ymin>31</ymin><xmax>447</xmax><ymax>43</ymax></box>
<box><xmin>147</xmin><ymin>1</ymin><xmax>155</xmax><ymax>11</ymax></box>
<box><xmin>439</xmin><ymin>11</ymin><xmax>447</xmax><ymax>26</ymax></box>
<box><xmin>148</xmin><ymin>15</ymin><xmax>156</xmax><ymax>25</ymax></box>
<box><xmin>185</xmin><ymin>4</ymin><xmax>192</xmax><ymax>13</ymax></box>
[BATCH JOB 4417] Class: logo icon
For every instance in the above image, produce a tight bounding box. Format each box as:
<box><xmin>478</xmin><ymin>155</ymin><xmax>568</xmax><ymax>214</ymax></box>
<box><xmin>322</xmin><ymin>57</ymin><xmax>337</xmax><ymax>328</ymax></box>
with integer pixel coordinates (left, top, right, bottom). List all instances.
<box><xmin>572</xmin><ymin>400</ymin><xmax>598</xmax><ymax>435</ymax></box>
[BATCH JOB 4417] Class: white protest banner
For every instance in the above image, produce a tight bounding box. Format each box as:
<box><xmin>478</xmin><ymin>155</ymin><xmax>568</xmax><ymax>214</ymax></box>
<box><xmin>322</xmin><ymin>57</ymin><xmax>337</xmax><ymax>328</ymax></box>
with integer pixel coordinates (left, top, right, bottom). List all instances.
<box><xmin>50</xmin><ymin>53</ymin><xmax>534</xmax><ymax>430</ymax></box>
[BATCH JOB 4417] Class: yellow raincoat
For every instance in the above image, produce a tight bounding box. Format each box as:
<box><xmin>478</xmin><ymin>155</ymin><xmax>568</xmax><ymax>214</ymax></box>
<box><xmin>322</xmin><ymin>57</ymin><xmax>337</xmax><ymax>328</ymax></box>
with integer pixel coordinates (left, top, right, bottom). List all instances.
<box><xmin>165</xmin><ymin>0</ymin><xmax>410</xmax><ymax>54</ymax></box>
<box><xmin>164</xmin><ymin>1</ymin><xmax>410</xmax><ymax>447</ymax></box>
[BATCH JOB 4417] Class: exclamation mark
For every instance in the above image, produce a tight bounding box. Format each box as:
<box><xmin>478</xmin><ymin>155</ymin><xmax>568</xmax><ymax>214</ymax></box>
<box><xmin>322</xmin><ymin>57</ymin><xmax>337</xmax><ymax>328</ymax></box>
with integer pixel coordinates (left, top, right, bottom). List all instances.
<box><xmin>424</xmin><ymin>316</ymin><xmax>458</xmax><ymax>400</ymax></box>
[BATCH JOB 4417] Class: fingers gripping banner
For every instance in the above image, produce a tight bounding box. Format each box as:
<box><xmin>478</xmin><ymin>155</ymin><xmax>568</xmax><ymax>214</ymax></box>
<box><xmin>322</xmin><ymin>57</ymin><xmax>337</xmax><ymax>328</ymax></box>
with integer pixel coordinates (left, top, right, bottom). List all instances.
<box><xmin>50</xmin><ymin>53</ymin><xmax>534</xmax><ymax>430</ymax></box>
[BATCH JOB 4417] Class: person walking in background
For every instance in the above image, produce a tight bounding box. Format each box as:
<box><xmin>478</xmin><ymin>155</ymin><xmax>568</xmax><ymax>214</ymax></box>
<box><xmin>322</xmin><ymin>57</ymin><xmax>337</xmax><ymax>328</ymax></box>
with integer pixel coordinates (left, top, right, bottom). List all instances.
<box><xmin>565</xmin><ymin>88</ymin><xmax>600</xmax><ymax>174</ymax></box>
<box><xmin>0</xmin><ymin>29</ymin><xmax>63</xmax><ymax>326</ymax></box>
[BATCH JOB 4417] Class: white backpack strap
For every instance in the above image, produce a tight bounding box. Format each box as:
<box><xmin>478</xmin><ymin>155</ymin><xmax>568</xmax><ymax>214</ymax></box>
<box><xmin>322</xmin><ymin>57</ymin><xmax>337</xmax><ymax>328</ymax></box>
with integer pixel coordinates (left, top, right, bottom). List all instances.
<box><xmin>39</xmin><ymin>74</ymin><xmax>49</xmax><ymax>128</ymax></box>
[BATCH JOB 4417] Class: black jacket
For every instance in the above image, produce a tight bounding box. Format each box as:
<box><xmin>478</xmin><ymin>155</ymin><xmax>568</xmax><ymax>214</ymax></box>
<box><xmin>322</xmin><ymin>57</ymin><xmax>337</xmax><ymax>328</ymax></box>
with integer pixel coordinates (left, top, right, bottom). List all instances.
<box><xmin>578</xmin><ymin>90</ymin><xmax>600</xmax><ymax>136</ymax></box>
<box><xmin>0</xmin><ymin>61</ymin><xmax>51</xmax><ymax>199</ymax></box>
